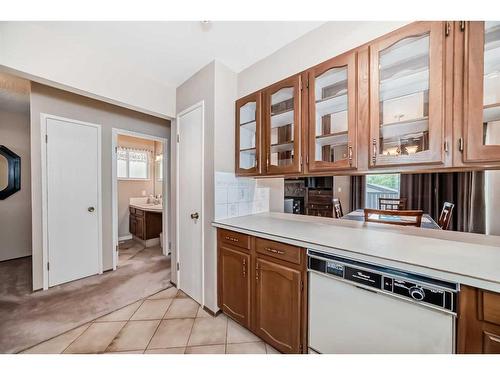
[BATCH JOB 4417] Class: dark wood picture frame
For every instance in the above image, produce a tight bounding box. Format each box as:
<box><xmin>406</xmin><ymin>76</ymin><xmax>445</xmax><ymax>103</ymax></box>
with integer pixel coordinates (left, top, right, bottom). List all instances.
<box><xmin>0</xmin><ymin>145</ymin><xmax>21</xmax><ymax>200</ymax></box>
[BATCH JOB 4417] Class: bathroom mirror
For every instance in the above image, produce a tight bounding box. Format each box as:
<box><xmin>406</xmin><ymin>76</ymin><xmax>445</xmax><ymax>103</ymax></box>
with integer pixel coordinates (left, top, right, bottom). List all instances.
<box><xmin>0</xmin><ymin>145</ymin><xmax>21</xmax><ymax>199</ymax></box>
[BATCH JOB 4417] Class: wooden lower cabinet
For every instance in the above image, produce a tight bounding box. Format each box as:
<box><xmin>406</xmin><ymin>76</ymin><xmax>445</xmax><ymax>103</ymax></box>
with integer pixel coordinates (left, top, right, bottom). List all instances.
<box><xmin>129</xmin><ymin>207</ymin><xmax>162</xmax><ymax>241</ymax></box>
<box><xmin>218</xmin><ymin>245</ymin><xmax>250</xmax><ymax>327</ymax></box>
<box><xmin>217</xmin><ymin>229</ymin><xmax>306</xmax><ymax>353</ymax></box>
<box><xmin>458</xmin><ymin>285</ymin><xmax>500</xmax><ymax>353</ymax></box>
<box><xmin>255</xmin><ymin>257</ymin><xmax>303</xmax><ymax>353</ymax></box>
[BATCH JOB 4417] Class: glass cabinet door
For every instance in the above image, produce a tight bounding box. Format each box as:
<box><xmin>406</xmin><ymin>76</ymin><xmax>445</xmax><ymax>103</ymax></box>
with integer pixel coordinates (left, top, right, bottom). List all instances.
<box><xmin>236</xmin><ymin>92</ymin><xmax>261</xmax><ymax>176</ymax></box>
<box><xmin>308</xmin><ymin>53</ymin><xmax>356</xmax><ymax>171</ymax></box>
<box><xmin>370</xmin><ymin>22</ymin><xmax>445</xmax><ymax>167</ymax></box>
<box><xmin>264</xmin><ymin>76</ymin><xmax>302</xmax><ymax>174</ymax></box>
<box><xmin>465</xmin><ymin>21</ymin><xmax>500</xmax><ymax>162</ymax></box>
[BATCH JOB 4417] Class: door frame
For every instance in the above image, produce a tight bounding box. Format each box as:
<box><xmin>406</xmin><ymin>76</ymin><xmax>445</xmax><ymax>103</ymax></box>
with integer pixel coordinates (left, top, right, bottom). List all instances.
<box><xmin>175</xmin><ymin>100</ymin><xmax>205</xmax><ymax>306</ymax></box>
<box><xmin>40</xmin><ymin>113</ymin><xmax>103</xmax><ymax>290</ymax></box>
<box><xmin>111</xmin><ymin>128</ymin><xmax>169</xmax><ymax>270</ymax></box>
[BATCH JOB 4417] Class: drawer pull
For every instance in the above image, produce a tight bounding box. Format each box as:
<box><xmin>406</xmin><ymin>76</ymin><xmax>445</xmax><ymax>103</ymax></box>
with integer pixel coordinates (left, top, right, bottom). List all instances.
<box><xmin>224</xmin><ymin>236</ymin><xmax>239</xmax><ymax>243</ymax></box>
<box><xmin>265</xmin><ymin>247</ymin><xmax>285</xmax><ymax>255</ymax></box>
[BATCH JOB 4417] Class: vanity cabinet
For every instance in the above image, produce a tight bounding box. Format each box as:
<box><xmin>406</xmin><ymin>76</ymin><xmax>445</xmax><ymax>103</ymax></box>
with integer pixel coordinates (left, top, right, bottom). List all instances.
<box><xmin>236</xmin><ymin>92</ymin><xmax>262</xmax><ymax>176</ymax></box>
<box><xmin>369</xmin><ymin>22</ymin><xmax>446</xmax><ymax>168</ymax></box>
<box><xmin>462</xmin><ymin>21</ymin><xmax>500</xmax><ymax>163</ymax></box>
<box><xmin>307</xmin><ymin>52</ymin><xmax>358</xmax><ymax>172</ymax></box>
<box><xmin>129</xmin><ymin>207</ymin><xmax>162</xmax><ymax>241</ymax></box>
<box><xmin>458</xmin><ymin>285</ymin><xmax>500</xmax><ymax>354</ymax></box>
<box><xmin>263</xmin><ymin>75</ymin><xmax>303</xmax><ymax>175</ymax></box>
<box><xmin>217</xmin><ymin>229</ymin><xmax>307</xmax><ymax>353</ymax></box>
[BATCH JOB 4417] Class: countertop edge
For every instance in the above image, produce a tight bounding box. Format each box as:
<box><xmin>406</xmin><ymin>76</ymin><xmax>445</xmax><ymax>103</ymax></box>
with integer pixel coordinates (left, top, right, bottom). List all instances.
<box><xmin>212</xmin><ymin>221</ymin><xmax>500</xmax><ymax>294</ymax></box>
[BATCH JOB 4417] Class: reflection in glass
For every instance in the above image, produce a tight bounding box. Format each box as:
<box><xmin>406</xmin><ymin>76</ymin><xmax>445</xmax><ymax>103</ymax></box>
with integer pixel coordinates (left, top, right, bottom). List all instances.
<box><xmin>379</xmin><ymin>33</ymin><xmax>430</xmax><ymax>156</ymax></box>
<box><xmin>0</xmin><ymin>154</ymin><xmax>7</xmax><ymax>191</ymax></box>
<box><xmin>270</xmin><ymin>87</ymin><xmax>294</xmax><ymax>167</ymax></box>
<box><xmin>314</xmin><ymin>66</ymin><xmax>348</xmax><ymax>162</ymax></box>
<box><xmin>239</xmin><ymin>101</ymin><xmax>257</xmax><ymax>169</ymax></box>
<box><xmin>483</xmin><ymin>21</ymin><xmax>500</xmax><ymax>146</ymax></box>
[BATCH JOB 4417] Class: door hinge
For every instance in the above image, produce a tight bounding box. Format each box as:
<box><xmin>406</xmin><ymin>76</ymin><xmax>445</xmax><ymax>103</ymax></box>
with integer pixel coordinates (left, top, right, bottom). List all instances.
<box><xmin>445</xmin><ymin>22</ymin><xmax>451</xmax><ymax>37</ymax></box>
<box><xmin>177</xmin><ymin>133</ymin><xmax>180</xmax><ymax>143</ymax></box>
<box><xmin>47</xmin><ymin>262</ymin><xmax>50</xmax><ymax>271</ymax></box>
<box><xmin>444</xmin><ymin>141</ymin><xmax>449</xmax><ymax>153</ymax></box>
<box><xmin>306</xmin><ymin>154</ymin><xmax>309</xmax><ymax>164</ymax></box>
<box><xmin>45</xmin><ymin>134</ymin><xmax>48</xmax><ymax>143</ymax></box>
<box><xmin>300</xmin><ymin>80</ymin><xmax>303</xmax><ymax>91</ymax></box>
<box><xmin>306</xmin><ymin>78</ymin><xmax>309</xmax><ymax>89</ymax></box>
<box><xmin>300</xmin><ymin>280</ymin><xmax>304</xmax><ymax>291</ymax></box>
<box><xmin>460</xmin><ymin>21</ymin><xmax>466</xmax><ymax>32</ymax></box>
<box><xmin>458</xmin><ymin>137</ymin><xmax>464</xmax><ymax>152</ymax></box>
<box><xmin>168</xmin><ymin>241</ymin><xmax>171</xmax><ymax>251</ymax></box>
<box><xmin>300</xmin><ymin>155</ymin><xmax>303</xmax><ymax>166</ymax></box>
<box><xmin>114</xmin><ymin>146</ymin><xmax>118</xmax><ymax>153</ymax></box>
<box><xmin>176</xmin><ymin>262</ymin><xmax>180</xmax><ymax>271</ymax></box>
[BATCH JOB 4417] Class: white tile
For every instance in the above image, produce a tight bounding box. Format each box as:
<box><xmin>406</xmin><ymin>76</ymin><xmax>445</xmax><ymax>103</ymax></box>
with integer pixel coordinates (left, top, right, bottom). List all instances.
<box><xmin>215</xmin><ymin>187</ymin><xmax>228</xmax><ymax>204</ymax></box>
<box><xmin>228</xmin><ymin>187</ymin><xmax>239</xmax><ymax>203</ymax></box>
<box><xmin>227</xmin><ymin>204</ymin><xmax>238</xmax><ymax>218</ymax></box>
<box><xmin>238</xmin><ymin>187</ymin><xmax>249</xmax><ymax>202</ymax></box>
<box><xmin>238</xmin><ymin>202</ymin><xmax>252</xmax><ymax>216</ymax></box>
<box><xmin>215</xmin><ymin>204</ymin><xmax>228</xmax><ymax>220</ymax></box>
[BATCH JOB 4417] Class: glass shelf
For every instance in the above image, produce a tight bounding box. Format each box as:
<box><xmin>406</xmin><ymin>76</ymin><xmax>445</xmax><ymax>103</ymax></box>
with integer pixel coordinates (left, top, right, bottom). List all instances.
<box><xmin>380</xmin><ymin>117</ymin><xmax>429</xmax><ymax>139</ymax></box>
<box><xmin>315</xmin><ymin>94</ymin><xmax>348</xmax><ymax>118</ymax></box>
<box><xmin>270</xmin><ymin>142</ymin><xmax>294</xmax><ymax>153</ymax></box>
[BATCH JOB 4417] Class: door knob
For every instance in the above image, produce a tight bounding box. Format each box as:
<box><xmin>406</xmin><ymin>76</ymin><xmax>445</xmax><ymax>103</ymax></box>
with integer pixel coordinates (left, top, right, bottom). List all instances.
<box><xmin>88</xmin><ymin>207</ymin><xmax>95</xmax><ymax>212</ymax></box>
<box><xmin>190</xmin><ymin>212</ymin><xmax>199</xmax><ymax>219</ymax></box>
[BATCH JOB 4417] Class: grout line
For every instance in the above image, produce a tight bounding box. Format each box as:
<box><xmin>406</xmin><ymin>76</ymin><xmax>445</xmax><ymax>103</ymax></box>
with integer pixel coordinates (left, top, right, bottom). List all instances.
<box><xmin>144</xmin><ymin>316</ymin><xmax>165</xmax><ymax>353</ymax></box>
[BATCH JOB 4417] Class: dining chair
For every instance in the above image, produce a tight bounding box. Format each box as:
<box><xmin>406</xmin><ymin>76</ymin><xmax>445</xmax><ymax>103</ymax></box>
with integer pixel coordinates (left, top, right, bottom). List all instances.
<box><xmin>363</xmin><ymin>208</ymin><xmax>423</xmax><ymax>227</ymax></box>
<box><xmin>378</xmin><ymin>197</ymin><xmax>407</xmax><ymax>210</ymax></box>
<box><xmin>438</xmin><ymin>202</ymin><xmax>455</xmax><ymax>230</ymax></box>
<box><xmin>332</xmin><ymin>198</ymin><xmax>343</xmax><ymax>218</ymax></box>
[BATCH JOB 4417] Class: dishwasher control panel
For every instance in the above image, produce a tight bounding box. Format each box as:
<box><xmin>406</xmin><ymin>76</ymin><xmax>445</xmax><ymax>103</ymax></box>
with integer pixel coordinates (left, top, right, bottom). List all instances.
<box><xmin>308</xmin><ymin>250</ymin><xmax>458</xmax><ymax>313</ymax></box>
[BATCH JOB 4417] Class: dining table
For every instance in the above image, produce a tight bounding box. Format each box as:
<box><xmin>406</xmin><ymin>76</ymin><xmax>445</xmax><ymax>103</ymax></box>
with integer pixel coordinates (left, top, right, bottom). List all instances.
<box><xmin>341</xmin><ymin>209</ymin><xmax>441</xmax><ymax>230</ymax></box>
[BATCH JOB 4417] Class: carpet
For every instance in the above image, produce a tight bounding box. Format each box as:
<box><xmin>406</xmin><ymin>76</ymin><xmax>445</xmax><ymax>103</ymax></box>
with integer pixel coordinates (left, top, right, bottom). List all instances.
<box><xmin>0</xmin><ymin>242</ymin><xmax>171</xmax><ymax>353</ymax></box>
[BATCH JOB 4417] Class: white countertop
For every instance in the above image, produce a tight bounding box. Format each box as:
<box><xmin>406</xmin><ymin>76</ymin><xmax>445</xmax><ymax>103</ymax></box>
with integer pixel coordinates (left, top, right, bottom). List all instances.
<box><xmin>213</xmin><ymin>212</ymin><xmax>500</xmax><ymax>293</ymax></box>
<box><xmin>130</xmin><ymin>203</ymin><xmax>163</xmax><ymax>212</ymax></box>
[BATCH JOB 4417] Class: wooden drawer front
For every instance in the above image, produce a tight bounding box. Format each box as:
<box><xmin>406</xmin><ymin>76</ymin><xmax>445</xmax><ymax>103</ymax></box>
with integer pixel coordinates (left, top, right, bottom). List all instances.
<box><xmin>256</xmin><ymin>238</ymin><xmax>302</xmax><ymax>265</ymax></box>
<box><xmin>219</xmin><ymin>229</ymin><xmax>251</xmax><ymax>250</ymax></box>
<box><xmin>308</xmin><ymin>195</ymin><xmax>333</xmax><ymax>205</ymax></box>
<box><xmin>134</xmin><ymin>208</ymin><xmax>144</xmax><ymax>217</ymax></box>
<box><xmin>483</xmin><ymin>330</ymin><xmax>500</xmax><ymax>354</ymax></box>
<box><xmin>307</xmin><ymin>203</ymin><xmax>332</xmax><ymax>210</ymax></box>
<box><xmin>308</xmin><ymin>189</ymin><xmax>332</xmax><ymax>197</ymax></box>
<box><xmin>129</xmin><ymin>207</ymin><xmax>135</xmax><ymax>215</ymax></box>
<box><xmin>482</xmin><ymin>291</ymin><xmax>500</xmax><ymax>325</ymax></box>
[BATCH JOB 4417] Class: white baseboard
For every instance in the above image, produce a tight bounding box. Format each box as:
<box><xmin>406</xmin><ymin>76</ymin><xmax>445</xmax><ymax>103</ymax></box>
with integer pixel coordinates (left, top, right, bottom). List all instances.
<box><xmin>119</xmin><ymin>234</ymin><xmax>133</xmax><ymax>242</ymax></box>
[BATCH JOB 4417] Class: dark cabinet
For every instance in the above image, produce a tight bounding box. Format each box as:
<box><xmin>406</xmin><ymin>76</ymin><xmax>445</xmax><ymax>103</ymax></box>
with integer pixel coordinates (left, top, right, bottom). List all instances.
<box><xmin>218</xmin><ymin>245</ymin><xmax>251</xmax><ymax>327</ymax></box>
<box><xmin>255</xmin><ymin>257</ymin><xmax>303</xmax><ymax>354</ymax></box>
<box><xmin>129</xmin><ymin>207</ymin><xmax>161</xmax><ymax>241</ymax></box>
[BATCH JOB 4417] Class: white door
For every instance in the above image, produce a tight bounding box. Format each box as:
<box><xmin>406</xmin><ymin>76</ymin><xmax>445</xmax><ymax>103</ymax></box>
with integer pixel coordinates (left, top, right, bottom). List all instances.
<box><xmin>177</xmin><ymin>104</ymin><xmax>204</xmax><ymax>304</ymax></box>
<box><xmin>46</xmin><ymin>117</ymin><xmax>101</xmax><ymax>287</ymax></box>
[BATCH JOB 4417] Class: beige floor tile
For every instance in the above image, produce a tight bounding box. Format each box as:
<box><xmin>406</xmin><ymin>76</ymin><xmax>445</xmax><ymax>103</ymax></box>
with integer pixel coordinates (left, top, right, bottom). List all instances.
<box><xmin>226</xmin><ymin>342</ymin><xmax>267</xmax><ymax>354</ymax></box>
<box><xmin>104</xmin><ymin>350</ymin><xmax>144</xmax><ymax>354</ymax></box>
<box><xmin>226</xmin><ymin>318</ymin><xmax>261</xmax><ymax>344</ymax></box>
<box><xmin>22</xmin><ymin>323</ymin><xmax>91</xmax><ymax>354</ymax></box>
<box><xmin>185</xmin><ymin>344</ymin><xmax>225</xmax><ymax>354</ymax></box>
<box><xmin>96</xmin><ymin>301</ymin><xmax>143</xmax><ymax>322</ymax></box>
<box><xmin>130</xmin><ymin>299</ymin><xmax>173</xmax><ymax>320</ymax></box>
<box><xmin>148</xmin><ymin>287</ymin><xmax>178</xmax><ymax>300</ymax></box>
<box><xmin>176</xmin><ymin>290</ymin><xmax>189</xmax><ymax>298</ymax></box>
<box><xmin>187</xmin><ymin>316</ymin><xmax>227</xmax><ymax>346</ymax></box>
<box><xmin>164</xmin><ymin>298</ymin><xmax>199</xmax><ymax>319</ymax></box>
<box><xmin>148</xmin><ymin>318</ymin><xmax>194</xmax><ymax>349</ymax></box>
<box><xmin>64</xmin><ymin>321</ymin><xmax>126</xmax><ymax>354</ymax></box>
<box><xmin>196</xmin><ymin>306</ymin><xmax>212</xmax><ymax>318</ymax></box>
<box><xmin>265</xmin><ymin>344</ymin><xmax>280</xmax><ymax>354</ymax></box>
<box><xmin>106</xmin><ymin>320</ymin><xmax>160</xmax><ymax>352</ymax></box>
<box><xmin>145</xmin><ymin>347</ymin><xmax>186</xmax><ymax>354</ymax></box>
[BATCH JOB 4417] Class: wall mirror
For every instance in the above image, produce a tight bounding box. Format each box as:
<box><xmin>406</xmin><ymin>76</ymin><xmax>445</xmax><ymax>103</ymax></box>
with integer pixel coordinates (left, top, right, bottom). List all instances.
<box><xmin>0</xmin><ymin>145</ymin><xmax>21</xmax><ymax>199</ymax></box>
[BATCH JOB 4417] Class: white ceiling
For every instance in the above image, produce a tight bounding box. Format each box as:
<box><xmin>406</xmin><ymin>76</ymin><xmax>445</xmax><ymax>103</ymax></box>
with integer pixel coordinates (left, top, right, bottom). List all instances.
<box><xmin>23</xmin><ymin>21</ymin><xmax>324</xmax><ymax>88</ymax></box>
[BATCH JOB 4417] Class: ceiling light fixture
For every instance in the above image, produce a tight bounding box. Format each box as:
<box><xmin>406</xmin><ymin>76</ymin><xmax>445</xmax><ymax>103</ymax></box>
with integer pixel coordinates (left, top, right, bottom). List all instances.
<box><xmin>200</xmin><ymin>21</ymin><xmax>212</xmax><ymax>32</ymax></box>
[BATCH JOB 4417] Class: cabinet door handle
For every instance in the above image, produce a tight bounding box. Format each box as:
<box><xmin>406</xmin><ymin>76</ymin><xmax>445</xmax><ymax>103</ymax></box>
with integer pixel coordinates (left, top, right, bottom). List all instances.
<box><xmin>242</xmin><ymin>258</ymin><xmax>246</xmax><ymax>278</ymax></box>
<box><xmin>224</xmin><ymin>236</ymin><xmax>239</xmax><ymax>243</ymax></box>
<box><xmin>372</xmin><ymin>138</ymin><xmax>377</xmax><ymax>164</ymax></box>
<box><xmin>255</xmin><ymin>263</ymin><xmax>259</xmax><ymax>282</ymax></box>
<box><xmin>348</xmin><ymin>144</ymin><xmax>353</xmax><ymax>165</ymax></box>
<box><xmin>265</xmin><ymin>247</ymin><xmax>285</xmax><ymax>255</ymax></box>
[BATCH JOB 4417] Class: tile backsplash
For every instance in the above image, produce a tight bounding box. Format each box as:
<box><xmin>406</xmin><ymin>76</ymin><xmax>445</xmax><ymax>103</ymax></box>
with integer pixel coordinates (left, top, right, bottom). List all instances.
<box><xmin>215</xmin><ymin>172</ymin><xmax>270</xmax><ymax>220</ymax></box>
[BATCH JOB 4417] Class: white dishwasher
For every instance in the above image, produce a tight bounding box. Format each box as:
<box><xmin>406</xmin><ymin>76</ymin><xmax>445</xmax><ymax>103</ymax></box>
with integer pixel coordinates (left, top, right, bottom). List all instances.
<box><xmin>307</xmin><ymin>249</ymin><xmax>458</xmax><ymax>354</ymax></box>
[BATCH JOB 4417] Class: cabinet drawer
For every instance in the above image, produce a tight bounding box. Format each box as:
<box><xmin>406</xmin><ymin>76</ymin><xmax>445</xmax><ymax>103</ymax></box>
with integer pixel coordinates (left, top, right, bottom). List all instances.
<box><xmin>219</xmin><ymin>229</ymin><xmax>251</xmax><ymax>250</ymax></box>
<box><xmin>308</xmin><ymin>190</ymin><xmax>333</xmax><ymax>197</ymax></box>
<box><xmin>129</xmin><ymin>207</ymin><xmax>135</xmax><ymax>215</ymax></box>
<box><xmin>256</xmin><ymin>238</ymin><xmax>302</xmax><ymax>265</ymax></box>
<box><xmin>308</xmin><ymin>196</ymin><xmax>333</xmax><ymax>205</ymax></box>
<box><xmin>134</xmin><ymin>208</ymin><xmax>144</xmax><ymax>217</ymax></box>
<box><xmin>482</xmin><ymin>290</ymin><xmax>500</xmax><ymax>326</ymax></box>
<box><xmin>307</xmin><ymin>203</ymin><xmax>332</xmax><ymax>210</ymax></box>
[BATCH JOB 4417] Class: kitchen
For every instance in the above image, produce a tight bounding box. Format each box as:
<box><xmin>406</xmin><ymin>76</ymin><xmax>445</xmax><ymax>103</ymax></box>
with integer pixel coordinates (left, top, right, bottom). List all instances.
<box><xmin>214</xmin><ymin>20</ymin><xmax>500</xmax><ymax>355</ymax></box>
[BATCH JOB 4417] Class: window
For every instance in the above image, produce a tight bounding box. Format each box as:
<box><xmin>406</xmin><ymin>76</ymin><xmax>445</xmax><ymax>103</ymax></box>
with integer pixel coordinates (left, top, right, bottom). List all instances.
<box><xmin>117</xmin><ymin>147</ymin><xmax>150</xmax><ymax>180</ymax></box>
<box><xmin>155</xmin><ymin>154</ymin><xmax>163</xmax><ymax>181</ymax></box>
<box><xmin>365</xmin><ymin>173</ymin><xmax>400</xmax><ymax>209</ymax></box>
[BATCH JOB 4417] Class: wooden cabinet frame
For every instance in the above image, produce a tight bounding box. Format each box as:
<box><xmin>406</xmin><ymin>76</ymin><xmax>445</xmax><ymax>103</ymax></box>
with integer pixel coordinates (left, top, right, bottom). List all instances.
<box><xmin>263</xmin><ymin>75</ymin><xmax>302</xmax><ymax>175</ymax></box>
<box><xmin>463</xmin><ymin>21</ymin><xmax>500</xmax><ymax>162</ymax></box>
<box><xmin>369</xmin><ymin>21</ymin><xmax>446</xmax><ymax>168</ymax></box>
<box><xmin>307</xmin><ymin>52</ymin><xmax>358</xmax><ymax>172</ymax></box>
<box><xmin>235</xmin><ymin>92</ymin><xmax>262</xmax><ymax>176</ymax></box>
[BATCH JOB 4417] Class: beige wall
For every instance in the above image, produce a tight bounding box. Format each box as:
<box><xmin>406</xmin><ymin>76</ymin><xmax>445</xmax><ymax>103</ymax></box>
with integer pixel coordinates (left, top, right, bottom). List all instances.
<box><xmin>0</xmin><ymin>109</ymin><xmax>32</xmax><ymax>261</ymax></box>
<box><xmin>117</xmin><ymin>135</ymin><xmax>156</xmax><ymax>239</ymax></box>
<box><xmin>30</xmin><ymin>83</ymin><xmax>170</xmax><ymax>290</ymax></box>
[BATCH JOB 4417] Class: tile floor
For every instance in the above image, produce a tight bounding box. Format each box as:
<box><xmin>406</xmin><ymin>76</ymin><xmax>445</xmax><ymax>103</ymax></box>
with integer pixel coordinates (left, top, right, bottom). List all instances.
<box><xmin>22</xmin><ymin>286</ymin><xmax>280</xmax><ymax>354</ymax></box>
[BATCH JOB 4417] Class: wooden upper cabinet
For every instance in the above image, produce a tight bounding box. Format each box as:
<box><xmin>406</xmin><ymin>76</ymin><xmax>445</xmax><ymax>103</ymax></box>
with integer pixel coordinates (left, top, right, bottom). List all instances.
<box><xmin>369</xmin><ymin>22</ymin><xmax>446</xmax><ymax>167</ymax></box>
<box><xmin>263</xmin><ymin>75</ymin><xmax>302</xmax><ymax>175</ymax></box>
<box><xmin>307</xmin><ymin>52</ymin><xmax>357</xmax><ymax>172</ymax></box>
<box><xmin>463</xmin><ymin>21</ymin><xmax>500</xmax><ymax>162</ymax></box>
<box><xmin>236</xmin><ymin>92</ymin><xmax>261</xmax><ymax>176</ymax></box>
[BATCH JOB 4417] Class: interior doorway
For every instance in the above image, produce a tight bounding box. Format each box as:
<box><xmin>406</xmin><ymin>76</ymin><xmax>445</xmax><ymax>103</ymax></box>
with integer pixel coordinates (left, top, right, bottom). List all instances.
<box><xmin>111</xmin><ymin>129</ymin><xmax>169</xmax><ymax>270</ymax></box>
